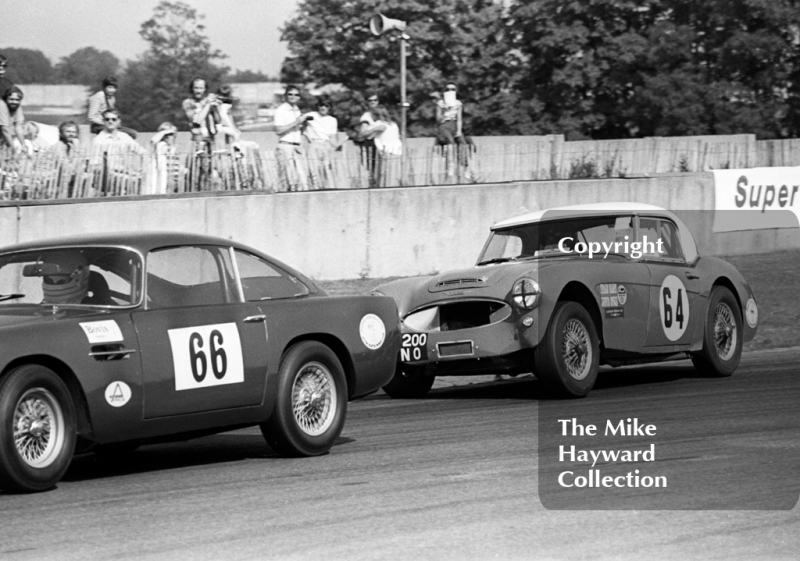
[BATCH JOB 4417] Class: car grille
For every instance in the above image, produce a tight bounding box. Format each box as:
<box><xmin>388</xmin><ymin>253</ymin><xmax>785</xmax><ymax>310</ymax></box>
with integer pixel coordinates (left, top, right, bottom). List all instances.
<box><xmin>439</xmin><ymin>301</ymin><xmax>507</xmax><ymax>331</ymax></box>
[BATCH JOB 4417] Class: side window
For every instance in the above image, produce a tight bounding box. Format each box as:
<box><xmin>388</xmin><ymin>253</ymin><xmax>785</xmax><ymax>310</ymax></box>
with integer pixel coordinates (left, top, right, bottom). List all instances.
<box><xmin>638</xmin><ymin>218</ymin><xmax>684</xmax><ymax>260</ymax></box>
<box><xmin>659</xmin><ymin>220</ymin><xmax>684</xmax><ymax>260</ymax></box>
<box><xmin>234</xmin><ymin>250</ymin><xmax>308</xmax><ymax>301</ymax></box>
<box><xmin>147</xmin><ymin>246</ymin><xmax>236</xmax><ymax>309</ymax></box>
<box><xmin>638</xmin><ymin>218</ymin><xmax>661</xmax><ymax>258</ymax></box>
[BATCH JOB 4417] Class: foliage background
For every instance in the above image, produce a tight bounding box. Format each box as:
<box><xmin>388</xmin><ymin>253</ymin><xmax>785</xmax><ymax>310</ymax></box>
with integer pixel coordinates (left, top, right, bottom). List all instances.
<box><xmin>3</xmin><ymin>0</ymin><xmax>800</xmax><ymax>138</ymax></box>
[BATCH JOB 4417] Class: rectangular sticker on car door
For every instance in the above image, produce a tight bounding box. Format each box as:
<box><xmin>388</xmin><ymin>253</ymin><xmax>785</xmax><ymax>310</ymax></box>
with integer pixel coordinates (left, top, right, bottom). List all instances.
<box><xmin>168</xmin><ymin>323</ymin><xmax>245</xmax><ymax>391</ymax></box>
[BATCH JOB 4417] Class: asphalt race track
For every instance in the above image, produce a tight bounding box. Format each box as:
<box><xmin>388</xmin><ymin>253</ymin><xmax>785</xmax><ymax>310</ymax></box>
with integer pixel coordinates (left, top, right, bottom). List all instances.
<box><xmin>1</xmin><ymin>348</ymin><xmax>798</xmax><ymax>561</ymax></box>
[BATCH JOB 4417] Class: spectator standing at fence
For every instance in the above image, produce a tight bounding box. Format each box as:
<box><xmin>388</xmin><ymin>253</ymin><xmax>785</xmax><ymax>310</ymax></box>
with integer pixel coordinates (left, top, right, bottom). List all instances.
<box><xmin>274</xmin><ymin>85</ymin><xmax>312</xmax><ymax>191</ymax></box>
<box><xmin>182</xmin><ymin>77</ymin><xmax>220</xmax><ymax>190</ymax></box>
<box><xmin>214</xmin><ymin>84</ymin><xmax>242</xmax><ymax>145</ymax></box>
<box><xmin>50</xmin><ymin>121</ymin><xmax>81</xmax><ymax>158</ymax></box>
<box><xmin>436</xmin><ymin>82</ymin><xmax>464</xmax><ymax>147</ymax></box>
<box><xmin>356</xmin><ymin>92</ymin><xmax>386</xmax><ymax>187</ymax></box>
<box><xmin>0</xmin><ymin>54</ymin><xmax>14</xmax><ymax>103</ymax></box>
<box><xmin>87</xmin><ymin>76</ymin><xmax>138</xmax><ymax>138</ymax></box>
<box><xmin>92</xmin><ymin>109</ymin><xmax>145</xmax><ymax>196</ymax></box>
<box><xmin>0</xmin><ymin>86</ymin><xmax>26</xmax><ymax>151</ymax></box>
<box><xmin>303</xmin><ymin>96</ymin><xmax>343</xmax><ymax>189</ymax></box>
<box><xmin>149</xmin><ymin>122</ymin><xmax>181</xmax><ymax>195</ymax></box>
<box><xmin>183</xmin><ymin>78</ymin><xmax>219</xmax><ymax>147</ymax></box>
<box><xmin>49</xmin><ymin>121</ymin><xmax>82</xmax><ymax>197</ymax></box>
<box><xmin>435</xmin><ymin>83</ymin><xmax>474</xmax><ymax>178</ymax></box>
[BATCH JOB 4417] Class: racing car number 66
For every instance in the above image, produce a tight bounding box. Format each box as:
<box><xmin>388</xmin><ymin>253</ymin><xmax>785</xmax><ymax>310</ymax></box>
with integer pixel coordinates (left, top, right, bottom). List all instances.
<box><xmin>168</xmin><ymin>323</ymin><xmax>245</xmax><ymax>390</ymax></box>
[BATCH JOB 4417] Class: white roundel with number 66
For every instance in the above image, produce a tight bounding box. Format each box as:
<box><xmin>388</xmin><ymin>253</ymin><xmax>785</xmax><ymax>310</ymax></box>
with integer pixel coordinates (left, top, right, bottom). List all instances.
<box><xmin>659</xmin><ymin>275</ymin><xmax>690</xmax><ymax>341</ymax></box>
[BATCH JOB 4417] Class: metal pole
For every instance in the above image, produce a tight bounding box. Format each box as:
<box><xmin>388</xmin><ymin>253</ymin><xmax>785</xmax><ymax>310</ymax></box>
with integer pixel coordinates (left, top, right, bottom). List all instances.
<box><xmin>400</xmin><ymin>33</ymin><xmax>408</xmax><ymax>183</ymax></box>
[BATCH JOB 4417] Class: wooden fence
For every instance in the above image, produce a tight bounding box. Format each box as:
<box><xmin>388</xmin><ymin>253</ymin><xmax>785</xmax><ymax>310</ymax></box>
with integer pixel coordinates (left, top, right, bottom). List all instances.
<box><xmin>2</xmin><ymin>134</ymin><xmax>800</xmax><ymax>200</ymax></box>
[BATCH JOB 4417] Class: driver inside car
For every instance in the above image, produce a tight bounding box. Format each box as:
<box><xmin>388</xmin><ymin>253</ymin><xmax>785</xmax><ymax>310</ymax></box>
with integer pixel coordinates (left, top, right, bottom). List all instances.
<box><xmin>41</xmin><ymin>252</ymin><xmax>91</xmax><ymax>304</ymax></box>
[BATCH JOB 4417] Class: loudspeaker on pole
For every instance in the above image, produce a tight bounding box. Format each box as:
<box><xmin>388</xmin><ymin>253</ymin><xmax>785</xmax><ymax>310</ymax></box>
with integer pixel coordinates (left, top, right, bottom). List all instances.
<box><xmin>369</xmin><ymin>13</ymin><xmax>407</xmax><ymax>36</ymax></box>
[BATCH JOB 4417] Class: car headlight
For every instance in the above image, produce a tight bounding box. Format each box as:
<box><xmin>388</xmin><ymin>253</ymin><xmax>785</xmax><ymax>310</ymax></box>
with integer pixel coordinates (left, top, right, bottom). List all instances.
<box><xmin>512</xmin><ymin>278</ymin><xmax>541</xmax><ymax>310</ymax></box>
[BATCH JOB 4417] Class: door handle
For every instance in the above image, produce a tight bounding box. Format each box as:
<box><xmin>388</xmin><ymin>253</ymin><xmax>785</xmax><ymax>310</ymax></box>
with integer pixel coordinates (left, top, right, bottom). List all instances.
<box><xmin>685</xmin><ymin>271</ymin><xmax>700</xmax><ymax>280</ymax></box>
<box><xmin>243</xmin><ymin>314</ymin><xmax>266</xmax><ymax>323</ymax></box>
<box><xmin>89</xmin><ymin>344</ymin><xmax>137</xmax><ymax>361</ymax></box>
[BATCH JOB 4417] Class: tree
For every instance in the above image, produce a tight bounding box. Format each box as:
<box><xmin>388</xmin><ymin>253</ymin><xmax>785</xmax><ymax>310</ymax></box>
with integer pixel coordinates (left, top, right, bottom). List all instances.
<box><xmin>54</xmin><ymin>47</ymin><xmax>121</xmax><ymax>86</ymax></box>
<box><xmin>0</xmin><ymin>48</ymin><xmax>54</xmax><ymax>83</ymax></box>
<box><xmin>280</xmin><ymin>0</ymin><xmax>532</xmax><ymax>136</ymax></box>
<box><xmin>116</xmin><ymin>1</ymin><xmax>228</xmax><ymax>131</ymax></box>
<box><xmin>508</xmin><ymin>0</ymin><xmax>800</xmax><ymax>139</ymax></box>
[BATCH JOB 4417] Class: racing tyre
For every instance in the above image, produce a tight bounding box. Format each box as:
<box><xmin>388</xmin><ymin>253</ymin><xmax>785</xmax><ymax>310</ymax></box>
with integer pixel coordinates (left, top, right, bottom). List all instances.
<box><xmin>382</xmin><ymin>365</ymin><xmax>435</xmax><ymax>399</ymax></box>
<box><xmin>691</xmin><ymin>286</ymin><xmax>742</xmax><ymax>377</ymax></box>
<box><xmin>261</xmin><ymin>341</ymin><xmax>347</xmax><ymax>457</ymax></box>
<box><xmin>0</xmin><ymin>365</ymin><xmax>77</xmax><ymax>493</ymax></box>
<box><xmin>535</xmin><ymin>301</ymin><xmax>599</xmax><ymax>398</ymax></box>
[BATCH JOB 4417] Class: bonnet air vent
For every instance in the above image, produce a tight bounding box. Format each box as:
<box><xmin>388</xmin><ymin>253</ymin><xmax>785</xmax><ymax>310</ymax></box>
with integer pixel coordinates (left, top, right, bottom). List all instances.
<box><xmin>435</xmin><ymin>277</ymin><xmax>485</xmax><ymax>288</ymax></box>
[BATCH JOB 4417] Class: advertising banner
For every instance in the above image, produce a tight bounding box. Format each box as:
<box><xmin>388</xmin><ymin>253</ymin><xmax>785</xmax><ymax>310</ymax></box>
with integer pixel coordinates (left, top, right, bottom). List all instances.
<box><xmin>712</xmin><ymin>167</ymin><xmax>800</xmax><ymax>232</ymax></box>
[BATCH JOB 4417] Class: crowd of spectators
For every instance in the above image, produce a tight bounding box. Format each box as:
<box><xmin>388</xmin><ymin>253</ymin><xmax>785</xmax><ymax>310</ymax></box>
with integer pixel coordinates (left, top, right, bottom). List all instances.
<box><xmin>0</xmin><ymin>50</ymin><xmax>471</xmax><ymax>195</ymax></box>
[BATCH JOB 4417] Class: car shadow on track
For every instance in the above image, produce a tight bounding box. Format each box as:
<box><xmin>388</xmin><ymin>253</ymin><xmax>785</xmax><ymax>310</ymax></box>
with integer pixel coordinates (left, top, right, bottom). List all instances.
<box><xmin>419</xmin><ymin>362</ymin><xmax>700</xmax><ymax>401</ymax></box>
<box><xmin>61</xmin><ymin>433</ymin><xmax>355</xmax><ymax>484</ymax></box>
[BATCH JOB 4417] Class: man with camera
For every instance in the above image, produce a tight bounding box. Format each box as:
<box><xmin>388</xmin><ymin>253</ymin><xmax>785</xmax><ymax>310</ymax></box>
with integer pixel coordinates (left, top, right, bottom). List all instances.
<box><xmin>274</xmin><ymin>85</ymin><xmax>313</xmax><ymax>191</ymax></box>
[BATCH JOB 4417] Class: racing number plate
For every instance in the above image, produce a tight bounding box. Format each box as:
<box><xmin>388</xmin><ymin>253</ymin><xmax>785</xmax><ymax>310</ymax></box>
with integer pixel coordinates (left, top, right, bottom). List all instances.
<box><xmin>400</xmin><ymin>333</ymin><xmax>428</xmax><ymax>362</ymax></box>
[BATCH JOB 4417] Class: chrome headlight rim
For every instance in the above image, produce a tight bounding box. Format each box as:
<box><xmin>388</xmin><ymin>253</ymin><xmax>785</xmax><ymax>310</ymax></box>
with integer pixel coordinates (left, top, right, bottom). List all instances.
<box><xmin>512</xmin><ymin>278</ymin><xmax>541</xmax><ymax>310</ymax></box>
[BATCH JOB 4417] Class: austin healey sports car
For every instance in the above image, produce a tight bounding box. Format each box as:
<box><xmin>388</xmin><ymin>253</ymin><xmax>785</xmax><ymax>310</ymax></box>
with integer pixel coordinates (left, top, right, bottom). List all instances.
<box><xmin>0</xmin><ymin>232</ymin><xmax>399</xmax><ymax>493</ymax></box>
<box><xmin>374</xmin><ymin>203</ymin><xmax>758</xmax><ymax>399</ymax></box>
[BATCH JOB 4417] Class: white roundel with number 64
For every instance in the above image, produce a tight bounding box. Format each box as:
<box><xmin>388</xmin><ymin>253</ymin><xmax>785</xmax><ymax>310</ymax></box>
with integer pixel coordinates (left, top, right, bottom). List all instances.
<box><xmin>659</xmin><ymin>275</ymin><xmax>690</xmax><ymax>341</ymax></box>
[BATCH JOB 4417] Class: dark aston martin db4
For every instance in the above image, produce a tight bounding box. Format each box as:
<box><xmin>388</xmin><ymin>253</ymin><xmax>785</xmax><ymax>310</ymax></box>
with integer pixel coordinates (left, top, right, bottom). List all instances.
<box><xmin>0</xmin><ymin>232</ymin><xmax>399</xmax><ymax>493</ymax></box>
<box><xmin>374</xmin><ymin>203</ymin><xmax>758</xmax><ymax>399</ymax></box>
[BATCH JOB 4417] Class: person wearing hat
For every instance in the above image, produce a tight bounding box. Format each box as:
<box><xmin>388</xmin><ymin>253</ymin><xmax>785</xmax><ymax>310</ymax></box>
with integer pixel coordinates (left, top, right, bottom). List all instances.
<box><xmin>149</xmin><ymin>121</ymin><xmax>181</xmax><ymax>194</ymax></box>
<box><xmin>87</xmin><ymin>75</ymin><xmax>137</xmax><ymax>138</ymax></box>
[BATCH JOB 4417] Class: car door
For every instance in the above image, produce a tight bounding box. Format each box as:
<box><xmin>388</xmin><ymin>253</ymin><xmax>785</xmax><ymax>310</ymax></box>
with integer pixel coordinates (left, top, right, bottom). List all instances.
<box><xmin>576</xmin><ymin>215</ymin><xmax>652</xmax><ymax>352</ymax></box>
<box><xmin>133</xmin><ymin>245</ymin><xmax>269</xmax><ymax>419</ymax></box>
<box><xmin>640</xmin><ymin>217</ymin><xmax>704</xmax><ymax>348</ymax></box>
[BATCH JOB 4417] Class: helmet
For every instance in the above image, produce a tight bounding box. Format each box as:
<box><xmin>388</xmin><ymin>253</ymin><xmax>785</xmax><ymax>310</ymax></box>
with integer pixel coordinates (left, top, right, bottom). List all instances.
<box><xmin>41</xmin><ymin>252</ymin><xmax>90</xmax><ymax>304</ymax></box>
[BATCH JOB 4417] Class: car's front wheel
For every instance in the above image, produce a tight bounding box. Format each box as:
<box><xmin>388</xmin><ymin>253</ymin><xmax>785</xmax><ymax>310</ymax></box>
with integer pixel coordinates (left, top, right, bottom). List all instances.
<box><xmin>382</xmin><ymin>365</ymin><xmax>435</xmax><ymax>398</ymax></box>
<box><xmin>535</xmin><ymin>301</ymin><xmax>600</xmax><ymax>398</ymax></box>
<box><xmin>691</xmin><ymin>286</ymin><xmax>742</xmax><ymax>377</ymax></box>
<box><xmin>261</xmin><ymin>341</ymin><xmax>347</xmax><ymax>457</ymax></box>
<box><xmin>0</xmin><ymin>365</ymin><xmax>77</xmax><ymax>493</ymax></box>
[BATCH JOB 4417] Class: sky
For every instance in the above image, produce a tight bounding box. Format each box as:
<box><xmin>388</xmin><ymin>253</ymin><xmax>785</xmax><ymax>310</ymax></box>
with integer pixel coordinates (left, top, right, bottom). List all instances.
<box><xmin>0</xmin><ymin>0</ymin><xmax>300</xmax><ymax>77</ymax></box>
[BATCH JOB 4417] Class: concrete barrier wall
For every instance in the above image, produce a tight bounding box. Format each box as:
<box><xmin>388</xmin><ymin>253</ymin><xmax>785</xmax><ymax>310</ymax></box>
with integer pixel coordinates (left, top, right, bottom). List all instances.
<box><xmin>1</xmin><ymin>173</ymin><xmax>798</xmax><ymax>280</ymax></box>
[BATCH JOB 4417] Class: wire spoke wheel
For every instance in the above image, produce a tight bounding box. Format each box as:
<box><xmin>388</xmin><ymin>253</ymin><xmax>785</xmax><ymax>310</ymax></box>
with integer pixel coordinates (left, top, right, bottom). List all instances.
<box><xmin>561</xmin><ymin>319</ymin><xmax>592</xmax><ymax>381</ymax></box>
<box><xmin>13</xmin><ymin>388</ymin><xmax>65</xmax><ymax>469</ymax></box>
<box><xmin>291</xmin><ymin>361</ymin><xmax>337</xmax><ymax>437</ymax></box>
<box><xmin>713</xmin><ymin>302</ymin><xmax>737</xmax><ymax>361</ymax></box>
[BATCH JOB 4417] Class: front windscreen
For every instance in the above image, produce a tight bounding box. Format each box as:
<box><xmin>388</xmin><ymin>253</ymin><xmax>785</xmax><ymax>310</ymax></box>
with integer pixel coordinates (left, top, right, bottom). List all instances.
<box><xmin>478</xmin><ymin>216</ymin><xmax>635</xmax><ymax>264</ymax></box>
<box><xmin>0</xmin><ymin>247</ymin><xmax>143</xmax><ymax>307</ymax></box>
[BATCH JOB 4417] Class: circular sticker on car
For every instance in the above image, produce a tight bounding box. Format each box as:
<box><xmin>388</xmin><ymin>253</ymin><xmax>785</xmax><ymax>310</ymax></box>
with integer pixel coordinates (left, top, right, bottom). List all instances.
<box><xmin>360</xmin><ymin>314</ymin><xmax>386</xmax><ymax>350</ymax></box>
<box><xmin>658</xmin><ymin>275</ymin><xmax>689</xmax><ymax>342</ymax></box>
<box><xmin>105</xmin><ymin>382</ymin><xmax>132</xmax><ymax>407</ymax></box>
<box><xmin>746</xmin><ymin>298</ymin><xmax>758</xmax><ymax>328</ymax></box>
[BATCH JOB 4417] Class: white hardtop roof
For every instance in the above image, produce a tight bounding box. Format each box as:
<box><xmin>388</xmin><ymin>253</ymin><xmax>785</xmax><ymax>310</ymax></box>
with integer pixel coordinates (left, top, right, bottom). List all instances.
<box><xmin>491</xmin><ymin>202</ymin><xmax>678</xmax><ymax>229</ymax></box>
<box><xmin>490</xmin><ymin>202</ymin><xmax>698</xmax><ymax>262</ymax></box>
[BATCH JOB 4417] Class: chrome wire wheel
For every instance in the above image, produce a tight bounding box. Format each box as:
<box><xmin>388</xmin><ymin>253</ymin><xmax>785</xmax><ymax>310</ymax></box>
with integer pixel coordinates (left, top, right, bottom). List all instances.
<box><xmin>713</xmin><ymin>302</ymin><xmax>737</xmax><ymax>361</ymax></box>
<box><xmin>291</xmin><ymin>361</ymin><xmax>338</xmax><ymax>437</ymax></box>
<box><xmin>13</xmin><ymin>388</ymin><xmax>65</xmax><ymax>469</ymax></box>
<box><xmin>561</xmin><ymin>319</ymin><xmax>592</xmax><ymax>381</ymax></box>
